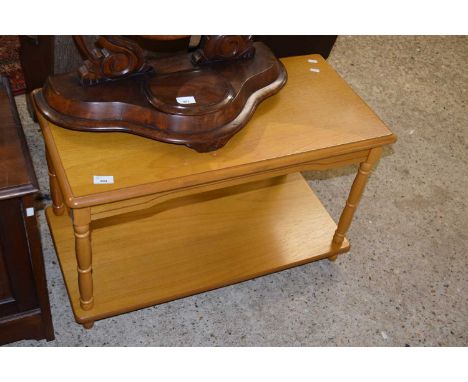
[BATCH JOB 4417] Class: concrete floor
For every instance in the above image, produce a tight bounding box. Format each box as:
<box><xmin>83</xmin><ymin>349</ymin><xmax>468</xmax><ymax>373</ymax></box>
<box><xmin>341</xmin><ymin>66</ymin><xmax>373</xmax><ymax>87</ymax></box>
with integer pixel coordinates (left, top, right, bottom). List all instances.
<box><xmin>7</xmin><ymin>36</ymin><xmax>467</xmax><ymax>346</ymax></box>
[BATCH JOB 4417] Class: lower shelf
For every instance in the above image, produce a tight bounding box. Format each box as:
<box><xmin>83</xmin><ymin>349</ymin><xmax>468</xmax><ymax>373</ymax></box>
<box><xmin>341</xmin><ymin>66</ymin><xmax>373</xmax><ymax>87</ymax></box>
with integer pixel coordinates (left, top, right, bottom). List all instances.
<box><xmin>46</xmin><ymin>173</ymin><xmax>349</xmax><ymax>325</ymax></box>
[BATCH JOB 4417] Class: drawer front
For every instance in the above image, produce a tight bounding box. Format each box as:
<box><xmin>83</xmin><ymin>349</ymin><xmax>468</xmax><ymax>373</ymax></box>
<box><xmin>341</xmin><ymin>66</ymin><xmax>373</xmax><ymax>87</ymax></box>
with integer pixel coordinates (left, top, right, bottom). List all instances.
<box><xmin>0</xmin><ymin>198</ymin><xmax>38</xmax><ymax>318</ymax></box>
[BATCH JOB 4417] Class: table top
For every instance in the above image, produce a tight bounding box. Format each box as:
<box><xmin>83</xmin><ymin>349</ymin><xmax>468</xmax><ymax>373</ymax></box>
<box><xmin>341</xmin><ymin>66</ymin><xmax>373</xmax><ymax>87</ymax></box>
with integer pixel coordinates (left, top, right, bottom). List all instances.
<box><xmin>0</xmin><ymin>76</ymin><xmax>38</xmax><ymax>200</ymax></box>
<box><xmin>37</xmin><ymin>54</ymin><xmax>396</xmax><ymax>207</ymax></box>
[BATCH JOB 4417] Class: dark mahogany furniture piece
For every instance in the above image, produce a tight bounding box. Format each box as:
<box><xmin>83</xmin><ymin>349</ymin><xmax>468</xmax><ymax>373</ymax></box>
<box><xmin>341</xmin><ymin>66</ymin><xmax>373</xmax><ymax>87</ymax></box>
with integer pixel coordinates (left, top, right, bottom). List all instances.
<box><xmin>253</xmin><ymin>36</ymin><xmax>337</xmax><ymax>58</ymax></box>
<box><xmin>19</xmin><ymin>35</ymin><xmax>337</xmax><ymax>124</ymax></box>
<box><xmin>35</xmin><ymin>36</ymin><xmax>287</xmax><ymax>152</ymax></box>
<box><xmin>0</xmin><ymin>76</ymin><xmax>54</xmax><ymax>345</ymax></box>
<box><xmin>18</xmin><ymin>36</ymin><xmax>55</xmax><ymax>120</ymax></box>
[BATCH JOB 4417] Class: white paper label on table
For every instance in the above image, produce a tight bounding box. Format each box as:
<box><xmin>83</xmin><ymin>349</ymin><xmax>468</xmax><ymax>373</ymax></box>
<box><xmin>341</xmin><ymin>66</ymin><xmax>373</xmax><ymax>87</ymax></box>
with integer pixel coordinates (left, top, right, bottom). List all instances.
<box><xmin>93</xmin><ymin>175</ymin><xmax>114</xmax><ymax>184</ymax></box>
<box><xmin>176</xmin><ymin>96</ymin><xmax>196</xmax><ymax>104</ymax></box>
<box><xmin>26</xmin><ymin>207</ymin><xmax>35</xmax><ymax>217</ymax></box>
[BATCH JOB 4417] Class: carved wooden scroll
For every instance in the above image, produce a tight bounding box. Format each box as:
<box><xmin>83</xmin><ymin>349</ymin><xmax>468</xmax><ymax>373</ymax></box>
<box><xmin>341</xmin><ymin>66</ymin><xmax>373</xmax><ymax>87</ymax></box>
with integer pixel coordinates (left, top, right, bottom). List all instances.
<box><xmin>192</xmin><ymin>35</ymin><xmax>255</xmax><ymax>65</ymax></box>
<box><xmin>73</xmin><ymin>36</ymin><xmax>150</xmax><ymax>85</ymax></box>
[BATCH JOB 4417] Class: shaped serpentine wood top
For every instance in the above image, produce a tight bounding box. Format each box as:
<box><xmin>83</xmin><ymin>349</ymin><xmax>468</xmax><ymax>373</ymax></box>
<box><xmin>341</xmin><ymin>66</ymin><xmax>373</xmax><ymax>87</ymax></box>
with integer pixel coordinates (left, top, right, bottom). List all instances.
<box><xmin>35</xmin><ymin>42</ymin><xmax>287</xmax><ymax>152</ymax></box>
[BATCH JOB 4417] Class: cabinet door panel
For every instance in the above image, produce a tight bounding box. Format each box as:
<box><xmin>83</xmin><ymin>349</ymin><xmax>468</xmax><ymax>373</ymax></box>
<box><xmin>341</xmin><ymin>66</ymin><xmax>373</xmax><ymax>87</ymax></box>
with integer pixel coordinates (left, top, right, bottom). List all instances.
<box><xmin>0</xmin><ymin>198</ymin><xmax>38</xmax><ymax>318</ymax></box>
<box><xmin>0</xmin><ymin>245</ymin><xmax>13</xmax><ymax>300</ymax></box>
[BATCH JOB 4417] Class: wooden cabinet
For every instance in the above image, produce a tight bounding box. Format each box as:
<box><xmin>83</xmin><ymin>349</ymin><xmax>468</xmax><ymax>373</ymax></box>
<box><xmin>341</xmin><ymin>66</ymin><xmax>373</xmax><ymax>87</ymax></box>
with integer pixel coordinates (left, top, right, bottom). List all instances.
<box><xmin>0</xmin><ymin>76</ymin><xmax>54</xmax><ymax>344</ymax></box>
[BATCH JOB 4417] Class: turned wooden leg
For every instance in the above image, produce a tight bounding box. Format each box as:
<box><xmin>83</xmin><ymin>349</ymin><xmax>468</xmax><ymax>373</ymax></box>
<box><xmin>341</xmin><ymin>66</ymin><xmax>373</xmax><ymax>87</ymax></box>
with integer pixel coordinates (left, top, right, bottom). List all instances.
<box><xmin>73</xmin><ymin>208</ymin><xmax>94</xmax><ymax>311</ymax></box>
<box><xmin>331</xmin><ymin>147</ymin><xmax>382</xmax><ymax>254</ymax></box>
<box><xmin>46</xmin><ymin>151</ymin><xmax>65</xmax><ymax>216</ymax></box>
<box><xmin>83</xmin><ymin>321</ymin><xmax>94</xmax><ymax>329</ymax></box>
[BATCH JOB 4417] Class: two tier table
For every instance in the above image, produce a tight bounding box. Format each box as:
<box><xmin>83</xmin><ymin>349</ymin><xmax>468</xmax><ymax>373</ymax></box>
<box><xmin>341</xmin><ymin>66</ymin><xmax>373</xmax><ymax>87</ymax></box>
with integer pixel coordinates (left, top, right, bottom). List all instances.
<box><xmin>34</xmin><ymin>55</ymin><xmax>396</xmax><ymax>329</ymax></box>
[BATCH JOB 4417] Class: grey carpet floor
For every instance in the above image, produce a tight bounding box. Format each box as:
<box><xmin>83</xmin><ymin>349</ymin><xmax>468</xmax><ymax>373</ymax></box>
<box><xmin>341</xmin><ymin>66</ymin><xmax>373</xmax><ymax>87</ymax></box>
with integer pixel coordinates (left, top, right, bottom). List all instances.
<box><xmin>7</xmin><ymin>35</ymin><xmax>468</xmax><ymax>346</ymax></box>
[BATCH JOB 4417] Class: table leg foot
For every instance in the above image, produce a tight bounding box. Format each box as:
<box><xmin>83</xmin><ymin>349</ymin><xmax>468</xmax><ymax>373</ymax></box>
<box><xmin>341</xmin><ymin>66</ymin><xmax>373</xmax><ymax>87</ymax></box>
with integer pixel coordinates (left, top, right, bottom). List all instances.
<box><xmin>328</xmin><ymin>255</ymin><xmax>338</xmax><ymax>262</ymax></box>
<box><xmin>83</xmin><ymin>321</ymin><xmax>94</xmax><ymax>329</ymax></box>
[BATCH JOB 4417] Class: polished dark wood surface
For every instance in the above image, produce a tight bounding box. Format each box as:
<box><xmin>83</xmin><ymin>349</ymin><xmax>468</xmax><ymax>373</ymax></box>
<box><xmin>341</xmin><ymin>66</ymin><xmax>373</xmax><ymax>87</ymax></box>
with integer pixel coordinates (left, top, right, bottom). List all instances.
<box><xmin>18</xmin><ymin>36</ymin><xmax>55</xmax><ymax>120</ymax></box>
<box><xmin>34</xmin><ymin>42</ymin><xmax>287</xmax><ymax>152</ymax></box>
<box><xmin>18</xmin><ymin>36</ymin><xmax>55</xmax><ymax>93</ymax></box>
<box><xmin>0</xmin><ymin>77</ymin><xmax>54</xmax><ymax>344</ymax></box>
<box><xmin>18</xmin><ymin>35</ymin><xmax>337</xmax><ymax>121</ymax></box>
<box><xmin>73</xmin><ymin>35</ymin><xmax>150</xmax><ymax>85</ymax></box>
<box><xmin>253</xmin><ymin>35</ymin><xmax>337</xmax><ymax>58</ymax></box>
<box><xmin>192</xmin><ymin>35</ymin><xmax>255</xmax><ymax>64</ymax></box>
<box><xmin>0</xmin><ymin>76</ymin><xmax>38</xmax><ymax>199</ymax></box>
<box><xmin>0</xmin><ymin>198</ymin><xmax>39</xmax><ymax>317</ymax></box>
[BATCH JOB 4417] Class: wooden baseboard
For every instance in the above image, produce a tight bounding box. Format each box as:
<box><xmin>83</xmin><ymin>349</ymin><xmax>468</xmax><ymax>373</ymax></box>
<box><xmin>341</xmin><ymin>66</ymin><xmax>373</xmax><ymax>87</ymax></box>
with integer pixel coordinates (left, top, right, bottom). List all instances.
<box><xmin>0</xmin><ymin>309</ymin><xmax>54</xmax><ymax>345</ymax></box>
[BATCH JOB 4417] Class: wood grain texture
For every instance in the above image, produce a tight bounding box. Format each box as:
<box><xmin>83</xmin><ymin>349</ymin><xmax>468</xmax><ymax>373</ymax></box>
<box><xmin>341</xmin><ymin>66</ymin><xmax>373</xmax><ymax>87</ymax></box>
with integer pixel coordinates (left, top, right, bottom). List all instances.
<box><xmin>34</xmin><ymin>54</ymin><xmax>396</xmax><ymax>208</ymax></box>
<box><xmin>46</xmin><ymin>173</ymin><xmax>349</xmax><ymax>324</ymax></box>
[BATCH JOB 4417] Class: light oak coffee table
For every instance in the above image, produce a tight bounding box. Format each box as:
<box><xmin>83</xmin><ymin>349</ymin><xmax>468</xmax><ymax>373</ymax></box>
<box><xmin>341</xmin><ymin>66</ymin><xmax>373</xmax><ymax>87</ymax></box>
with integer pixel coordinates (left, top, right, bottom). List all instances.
<box><xmin>34</xmin><ymin>55</ymin><xmax>396</xmax><ymax>329</ymax></box>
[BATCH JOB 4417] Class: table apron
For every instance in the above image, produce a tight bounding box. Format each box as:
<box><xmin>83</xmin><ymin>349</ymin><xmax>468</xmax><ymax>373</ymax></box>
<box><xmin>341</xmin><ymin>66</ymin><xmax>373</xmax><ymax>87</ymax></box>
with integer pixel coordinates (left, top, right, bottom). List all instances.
<box><xmin>89</xmin><ymin>148</ymin><xmax>371</xmax><ymax>221</ymax></box>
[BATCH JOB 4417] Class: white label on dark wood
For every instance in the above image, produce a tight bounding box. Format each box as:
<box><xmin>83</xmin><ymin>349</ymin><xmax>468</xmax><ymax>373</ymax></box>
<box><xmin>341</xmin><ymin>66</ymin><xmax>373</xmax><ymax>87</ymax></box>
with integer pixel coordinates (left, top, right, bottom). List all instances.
<box><xmin>26</xmin><ymin>207</ymin><xmax>35</xmax><ymax>217</ymax></box>
<box><xmin>93</xmin><ymin>175</ymin><xmax>114</xmax><ymax>184</ymax></box>
<box><xmin>176</xmin><ymin>96</ymin><xmax>196</xmax><ymax>104</ymax></box>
